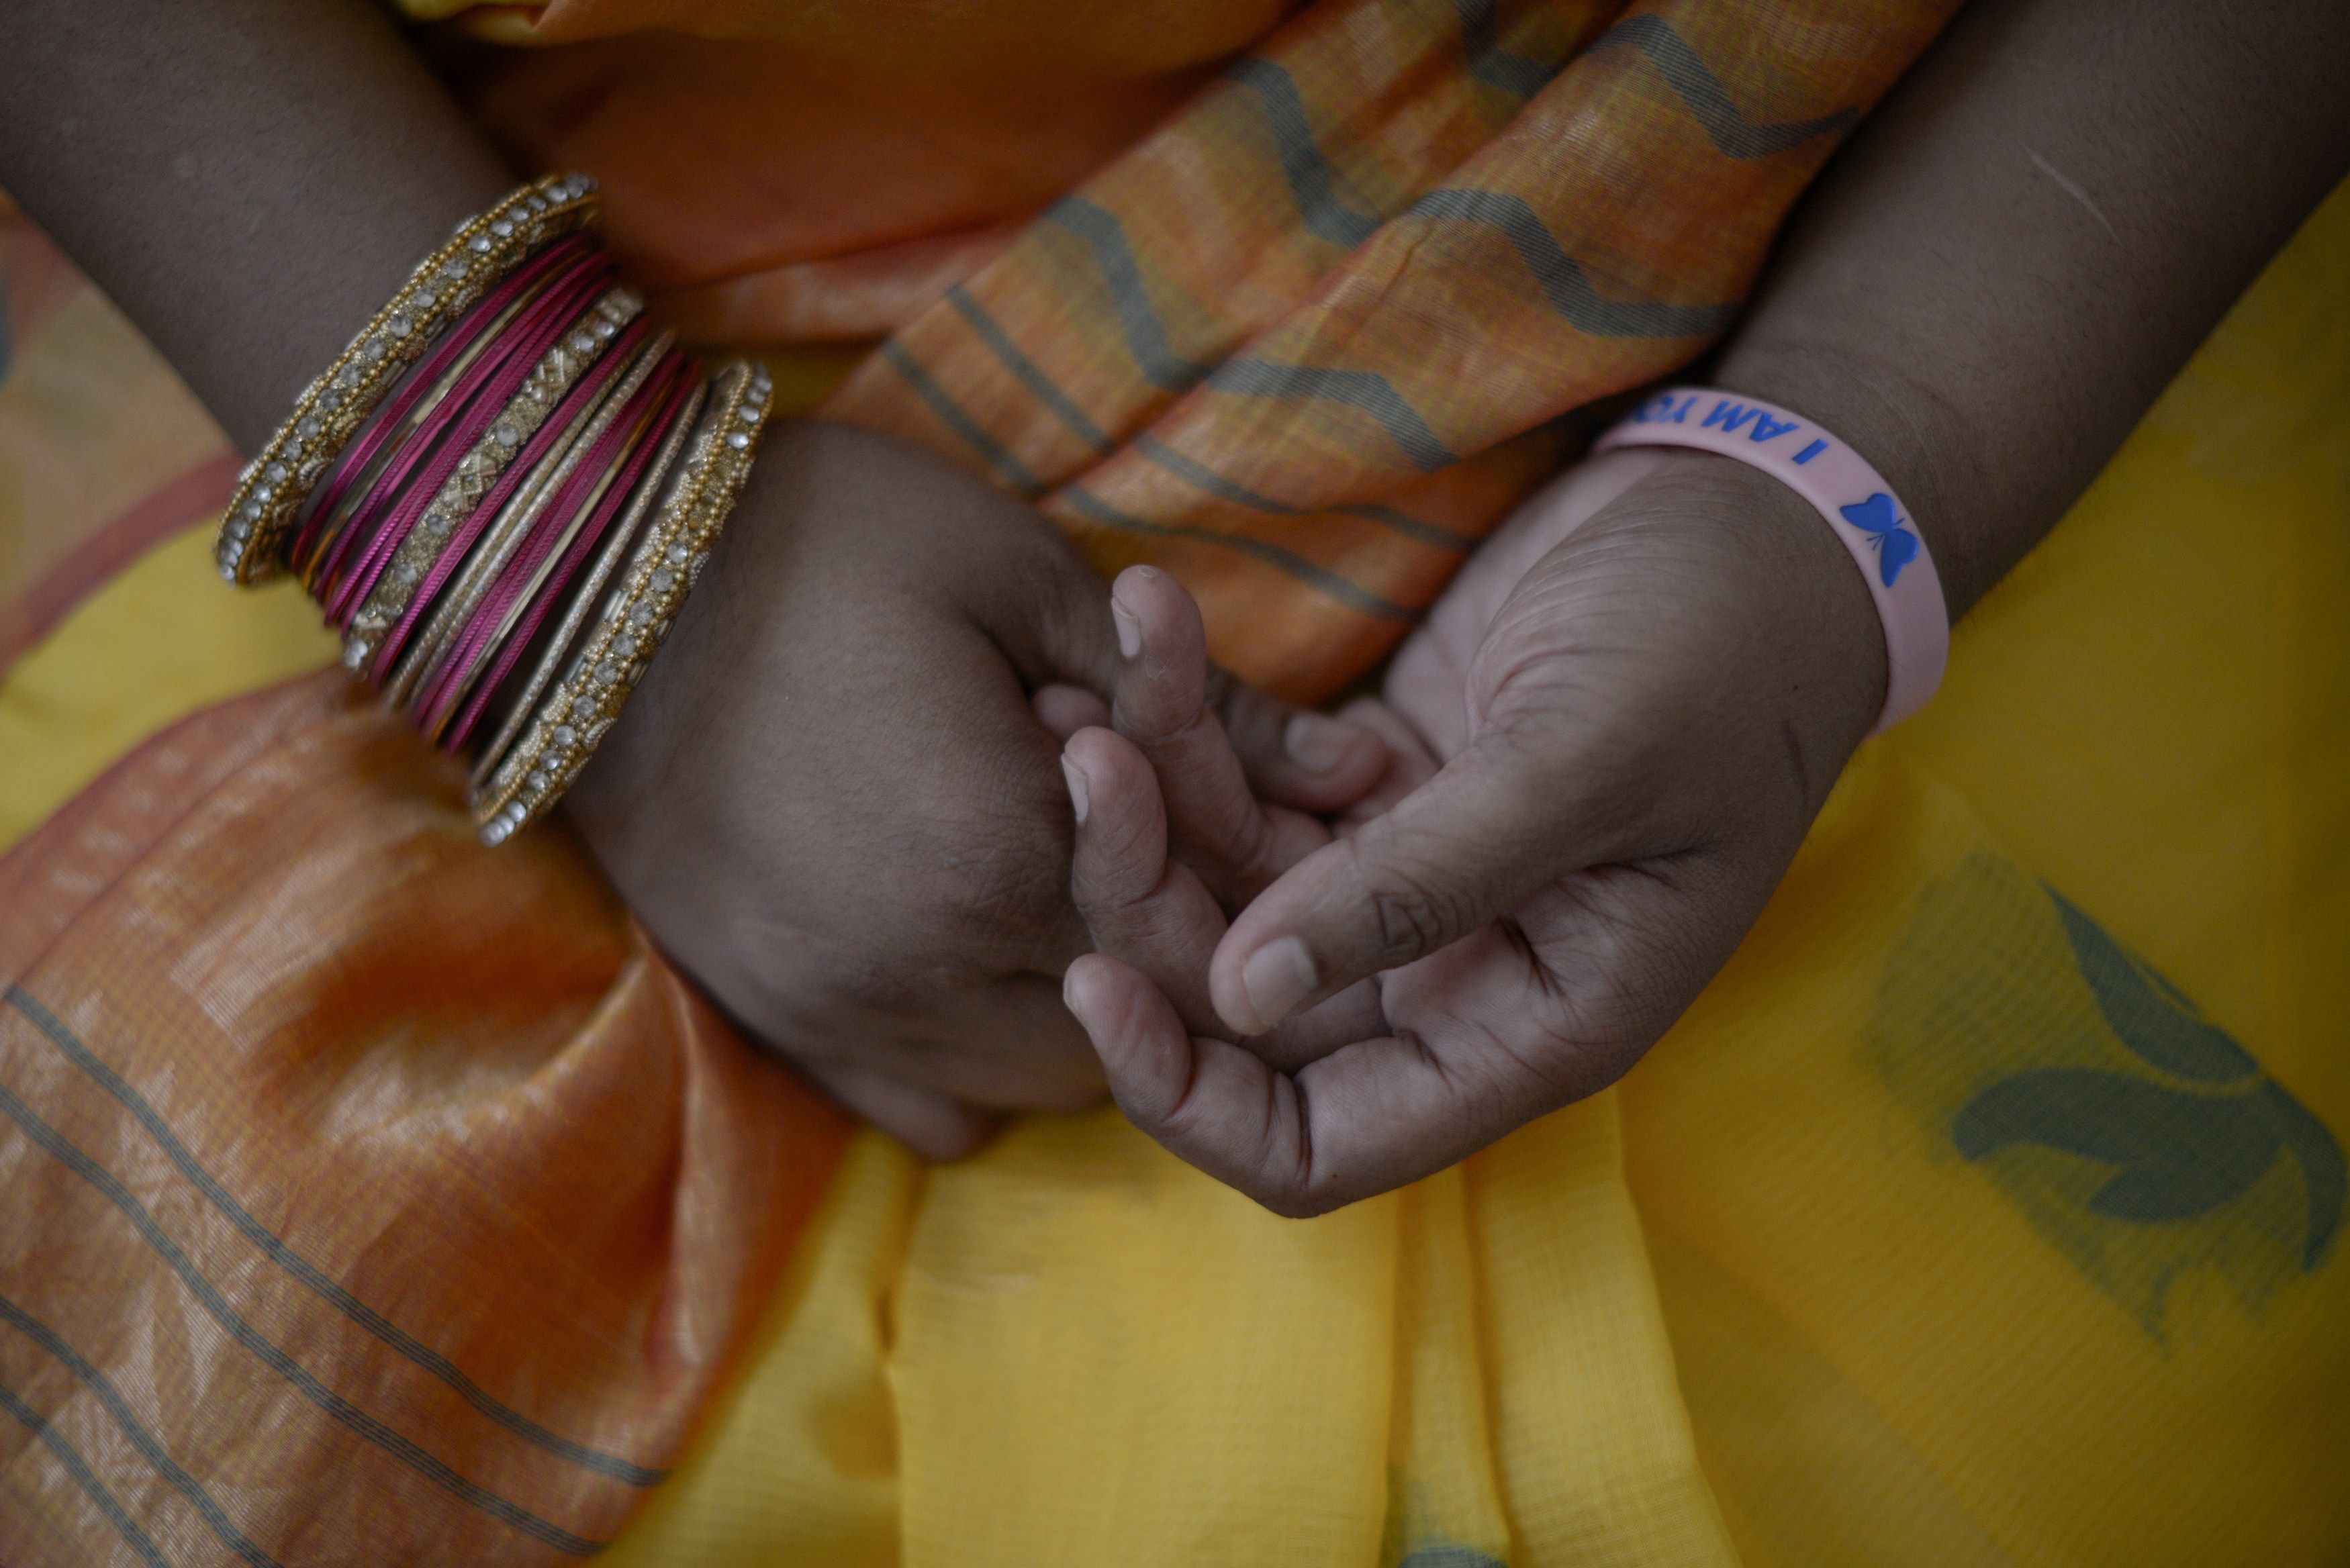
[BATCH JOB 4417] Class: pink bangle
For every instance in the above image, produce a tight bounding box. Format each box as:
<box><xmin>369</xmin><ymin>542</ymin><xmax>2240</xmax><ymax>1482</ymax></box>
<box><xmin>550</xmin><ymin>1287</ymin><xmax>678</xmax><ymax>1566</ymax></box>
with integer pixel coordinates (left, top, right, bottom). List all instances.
<box><xmin>291</xmin><ymin>236</ymin><xmax>596</xmax><ymax>585</ymax></box>
<box><xmin>1593</xmin><ymin>387</ymin><xmax>1949</xmax><ymax>732</ymax></box>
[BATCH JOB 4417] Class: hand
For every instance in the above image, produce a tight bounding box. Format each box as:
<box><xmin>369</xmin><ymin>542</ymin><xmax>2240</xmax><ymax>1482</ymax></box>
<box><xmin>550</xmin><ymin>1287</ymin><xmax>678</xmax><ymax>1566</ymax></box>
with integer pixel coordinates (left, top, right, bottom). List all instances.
<box><xmin>565</xmin><ymin>420</ymin><xmax>1389</xmax><ymax>1158</ymax></box>
<box><xmin>1062</xmin><ymin>449</ymin><xmax>1893</xmax><ymax>1212</ymax></box>
<box><xmin>1053</xmin><ymin>565</ymin><xmax>1411</xmax><ymax>1081</ymax></box>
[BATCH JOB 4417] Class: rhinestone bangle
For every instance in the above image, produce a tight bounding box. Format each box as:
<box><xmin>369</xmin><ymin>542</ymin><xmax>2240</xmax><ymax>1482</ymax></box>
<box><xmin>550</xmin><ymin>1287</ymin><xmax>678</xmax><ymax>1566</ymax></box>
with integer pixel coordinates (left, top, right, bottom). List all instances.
<box><xmin>340</xmin><ymin>285</ymin><xmax>643</xmax><ymax>674</ymax></box>
<box><xmin>468</xmin><ymin>377</ymin><xmax>708</xmax><ymax>793</ymax></box>
<box><xmin>295</xmin><ymin>234</ymin><xmax>602</xmax><ymax>599</ymax></box>
<box><xmin>474</xmin><ymin>358</ymin><xmax>773</xmax><ymax>842</ymax></box>
<box><xmin>436</xmin><ymin>354</ymin><xmax>702</xmax><ymax>755</ymax></box>
<box><xmin>215</xmin><ymin>172</ymin><xmax>601</xmax><ymax>587</ymax></box>
<box><xmin>389</xmin><ymin>330</ymin><xmax>674</xmax><ymax>724</ymax></box>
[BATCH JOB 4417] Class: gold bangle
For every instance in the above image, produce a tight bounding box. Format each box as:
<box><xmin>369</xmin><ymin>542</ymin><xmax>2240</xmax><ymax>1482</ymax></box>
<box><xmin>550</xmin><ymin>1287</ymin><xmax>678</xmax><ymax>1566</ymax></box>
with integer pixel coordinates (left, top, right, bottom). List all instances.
<box><xmin>473</xmin><ymin>358</ymin><xmax>773</xmax><ymax>842</ymax></box>
<box><xmin>297</xmin><ymin>257</ymin><xmax>569</xmax><ymax>596</ymax></box>
<box><xmin>397</xmin><ymin>331</ymin><xmax>682</xmax><ymax>738</ymax></box>
<box><xmin>469</xmin><ymin>376</ymin><xmax>709</xmax><ymax>791</ymax></box>
<box><xmin>387</xmin><ymin>331</ymin><xmax>674</xmax><ymax>732</ymax></box>
<box><xmin>430</xmin><ymin>361</ymin><xmax>682</xmax><ymax>747</ymax></box>
<box><xmin>342</xmin><ymin>286</ymin><xmax>643</xmax><ymax>676</ymax></box>
<box><xmin>215</xmin><ymin>172</ymin><xmax>601</xmax><ymax>587</ymax></box>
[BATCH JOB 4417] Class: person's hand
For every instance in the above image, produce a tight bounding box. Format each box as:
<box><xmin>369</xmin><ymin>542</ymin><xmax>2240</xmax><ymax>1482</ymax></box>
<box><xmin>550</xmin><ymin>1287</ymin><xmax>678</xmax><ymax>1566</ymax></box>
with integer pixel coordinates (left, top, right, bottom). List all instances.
<box><xmin>1061</xmin><ymin>448</ymin><xmax>1897</xmax><ymax>1212</ymax></box>
<box><xmin>563</xmin><ymin>420</ymin><xmax>1389</xmax><ymax>1158</ymax></box>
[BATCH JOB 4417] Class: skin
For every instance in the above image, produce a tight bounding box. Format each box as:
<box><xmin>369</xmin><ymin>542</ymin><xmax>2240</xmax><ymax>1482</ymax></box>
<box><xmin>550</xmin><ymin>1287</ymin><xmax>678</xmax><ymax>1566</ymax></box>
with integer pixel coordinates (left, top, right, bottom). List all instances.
<box><xmin>1059</xmin><ymin>0</ymin><xmax>2350</xmax><ymax>1214</ymax></box>
<box><xmin>563</xmin><ymin>418</ymin><xmax>1384</xmax><ymax>1152</ymax></box>
<box><xmin>0</xmin><ymin>0</ymin><xmax>1391</xmax><ymax>1157</ymax></box>
<box><xmin>5</xmin><ymin>0</ymin><xmax>2345</xmax><ymax>1189</ymax></box>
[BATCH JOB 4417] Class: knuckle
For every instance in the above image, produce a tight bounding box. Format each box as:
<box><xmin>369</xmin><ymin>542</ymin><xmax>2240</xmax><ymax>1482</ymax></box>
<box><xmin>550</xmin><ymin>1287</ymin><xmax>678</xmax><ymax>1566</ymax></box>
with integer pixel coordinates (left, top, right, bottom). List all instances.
<box><xmin>790</xmin><ymin>939</ymin><xmax>927</xmax><ymax>1014</ymax></box>
<box><xmin>929</xmin><ymin>805</ymin><xmax>1072</xmax><ymax>947</ymax></box>
<box><xmin>1256</xmin><ymin>1191</ymin><xmax>1313</xmax><ymax>1220</ymax></box>
<box><xmin>1252</xmin><ymin>1184</ymin><xmax>1331</xmax><ymax>1221</ymax></box>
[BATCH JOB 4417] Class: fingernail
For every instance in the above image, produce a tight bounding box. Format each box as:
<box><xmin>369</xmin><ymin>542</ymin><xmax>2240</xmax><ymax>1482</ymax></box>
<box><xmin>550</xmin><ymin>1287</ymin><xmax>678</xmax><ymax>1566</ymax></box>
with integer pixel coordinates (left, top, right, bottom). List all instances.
<box><xmin>1061</xmin><ymin>754</ymin><xmax>1090</xmax><ymax>826</ymax></box>
<box><xmin>1240</xmin><ymin>936</ymin><xmax>1317</xmax><ymax>1030</ymax></box>
<box><xmin>1110</xmin><ymin>597</ymin><xmax>1142</xmax><ymax>660</ymax></box>
<box><xmin>1284</xmin><ymin>712</ymin><xmax>1358</xmax><ymax>773</ymax></box>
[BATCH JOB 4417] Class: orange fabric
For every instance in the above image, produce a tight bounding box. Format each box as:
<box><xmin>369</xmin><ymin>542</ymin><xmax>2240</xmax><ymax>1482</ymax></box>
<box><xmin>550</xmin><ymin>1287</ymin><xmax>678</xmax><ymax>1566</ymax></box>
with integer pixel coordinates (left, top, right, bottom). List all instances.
<box><xmin>0</xmin><ymin>673</ymin><xmax>852</xmax><ymax>1565</ymax></box>
<box><xmin>824</xmin><ymin>0</ymin><xmax>1956</xmax><ymax>698</ymax></box>
<box><xmin>445</xmin><ymin>1</ymin><xmax>1282</xmax><ymax>303</ymax></box>
<box><xmin>436</xmin><ymin>0</ymin><xmax>1957</xmax><ymax>699</ymax></box>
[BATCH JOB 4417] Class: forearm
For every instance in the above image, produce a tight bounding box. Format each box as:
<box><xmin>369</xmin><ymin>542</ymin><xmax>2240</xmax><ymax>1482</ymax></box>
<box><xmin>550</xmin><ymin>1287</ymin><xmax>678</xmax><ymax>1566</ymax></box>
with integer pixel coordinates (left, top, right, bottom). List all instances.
<box><xmin>0</xmin><ymin>0</ymin><xmax>509</xmax><ymax>452</ymax></box>
<box><xmin>1713</xmin><ymin>0</ymin><xmax>2350</xmax><ymax>620</ymax></box>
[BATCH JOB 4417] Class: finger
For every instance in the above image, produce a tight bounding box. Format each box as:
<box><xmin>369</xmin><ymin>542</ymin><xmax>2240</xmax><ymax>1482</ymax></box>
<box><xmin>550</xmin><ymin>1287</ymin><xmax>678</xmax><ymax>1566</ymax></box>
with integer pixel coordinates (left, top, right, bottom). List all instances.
<box><xmin>802</xmin><ymin>1061</ymin><xmax>1000</xmax><ymax>1161</ymax></box>
<box><xmin>1033</xmin><ymin>683</ymin><xmax>1112</xmax><ymax>739</ymax></box>
<box><xmin>1329</xmin><ymin>697</ymin><xmax>1439</xmax><ymax>831</ymax></box>
<box><xmin>1066</xmin><ymin>726</ymin><xmax>1390</xmax><ymax>1063</ymax></box>
<box><xmin>953</xmin><ymin>499</ymin><xmax>1125</xmax><ymax>702</ymax></box>
<box><xmin>1107</xmin><ymin>566</ymin><xmax>1329</xmax><ymax>908</ymax></box>
<box><xmin>1064</xmin><ymin>725</ymin><xmax>1229</xmax><ymax>1032</ymax></box>
<box><xmin>1113</xmin><ymin>565</ymin><xmax>1389</xmax><ymax>813</ymax></box>
<box><xmin>1209</xmin><ymin>673</ymin><xmax>1392</xmax><ymax>813</ymax></box>
<box><xmin>1207</xmin><ymin>732</ymin><xmax>1575</xmax><ymax>1035</ymax></box>
<box><xmin>1090</xmin><ymin>836</ymin><xmax>1770</xmax><ymax>1209</ymax></box>
<box><xmin>1065</xmin><ymin>952</ymin><xmax>1519</xmax><ymax>1217</ymax></box>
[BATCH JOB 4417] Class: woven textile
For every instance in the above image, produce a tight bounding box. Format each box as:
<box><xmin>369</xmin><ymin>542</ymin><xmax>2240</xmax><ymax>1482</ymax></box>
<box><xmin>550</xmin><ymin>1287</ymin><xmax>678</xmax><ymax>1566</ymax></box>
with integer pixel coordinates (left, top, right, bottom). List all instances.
<box><xmin>0</xmin><ymin>675</ymin><xmax>851</xmax><ymax>1563</ymax></box>
<box><xmin>827</xmin><ymin>0</ymin><xmax>1953</xmax><ymax>698</ymax></box>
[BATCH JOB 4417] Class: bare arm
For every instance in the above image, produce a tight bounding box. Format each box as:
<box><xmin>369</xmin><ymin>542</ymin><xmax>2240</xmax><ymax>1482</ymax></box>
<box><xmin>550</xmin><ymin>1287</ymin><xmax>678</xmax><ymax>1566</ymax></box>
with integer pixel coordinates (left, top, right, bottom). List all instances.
<box><xmin>1719</xmin><ymin>0</ymin><xmax>2350</xmax><ymax>619</ymax></box>
<box><xmin>0</xmin><ymin>0</ymin><xmax>508</xmax><ymax>452</ymax></box>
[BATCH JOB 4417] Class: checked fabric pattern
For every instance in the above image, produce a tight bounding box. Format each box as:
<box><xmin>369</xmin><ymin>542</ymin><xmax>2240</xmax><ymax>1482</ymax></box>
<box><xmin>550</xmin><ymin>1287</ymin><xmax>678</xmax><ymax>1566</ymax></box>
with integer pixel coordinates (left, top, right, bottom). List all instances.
<box><xmin>826</xmin><ymin>0</ymin><xmax>1958</xmax><ymax>700</ymax></box>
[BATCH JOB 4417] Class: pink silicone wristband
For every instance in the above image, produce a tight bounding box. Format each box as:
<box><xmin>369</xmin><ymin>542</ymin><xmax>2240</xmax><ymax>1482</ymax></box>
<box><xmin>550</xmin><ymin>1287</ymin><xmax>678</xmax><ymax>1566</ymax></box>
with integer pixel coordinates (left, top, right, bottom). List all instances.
<box><xmin>1593</xmin><ymin>387</ymin><xmax>1948</xmax><ymax>732</ymax></box>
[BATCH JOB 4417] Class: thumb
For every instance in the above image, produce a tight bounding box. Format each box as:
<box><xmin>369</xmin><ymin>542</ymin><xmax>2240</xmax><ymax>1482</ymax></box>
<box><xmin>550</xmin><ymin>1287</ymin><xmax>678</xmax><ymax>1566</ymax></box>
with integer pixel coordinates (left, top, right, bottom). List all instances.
<box><xmin>1208</xmin><ymin>730</ymin><xmax>1575</xmax><ymax>1035</ymax></box>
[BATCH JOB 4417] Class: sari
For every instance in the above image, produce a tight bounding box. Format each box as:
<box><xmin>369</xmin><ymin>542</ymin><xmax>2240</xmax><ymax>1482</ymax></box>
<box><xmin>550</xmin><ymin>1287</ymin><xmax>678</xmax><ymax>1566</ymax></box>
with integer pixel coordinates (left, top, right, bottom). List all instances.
<box><xmin>3</xmin><ymin>1</ymin><xmax>2347</xmax><ymax>1562</ymax></box>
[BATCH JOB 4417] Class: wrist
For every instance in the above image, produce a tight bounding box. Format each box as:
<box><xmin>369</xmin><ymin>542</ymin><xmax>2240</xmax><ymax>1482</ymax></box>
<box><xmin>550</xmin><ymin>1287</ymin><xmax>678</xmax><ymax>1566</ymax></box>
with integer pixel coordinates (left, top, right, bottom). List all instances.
<box><xmin>1625</xmin><ymin>448</ymin><xmax>1891</xmax><ymax>769</ymax></box>
<box><xmin>1593</xmin><ymin>375</ymin><xmax>1952</xmax><ymax>738</ymax></box>
<box><xmin>1707</xmin><ymin>338</ymin><xmax>1997</xmax><ymax>622</ymax></box>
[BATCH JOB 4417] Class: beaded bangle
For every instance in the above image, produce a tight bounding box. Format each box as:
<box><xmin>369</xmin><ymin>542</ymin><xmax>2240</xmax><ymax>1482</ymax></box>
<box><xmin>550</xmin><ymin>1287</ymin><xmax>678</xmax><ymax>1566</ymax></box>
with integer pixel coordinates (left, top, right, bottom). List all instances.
<box><xmin>306</xmin><ymin>243</ymin><xmax>610</xmax><ymax>608</ymax></box>
<box><xmin>212</xmin><ymin>171</ymin><xmax>775</xmax><ymax>845</ymax></box>
<box><xmin>365</xmin><ymin>306</ymin><xmax>649</xmax><ymax>685</ymax></box>
<box><xmin>292</xmin><ymin>234</ymin><xmax>600</xmax><ymax>593</ymax></box>
<box><xmin>385</xmin><ymin>326</ymin><xmax>667</xmax><ymax>711</ymax></box>
<box><xmin>216</xmin><ymin>172</ymin><xmax>600</xmax><ymax>586</ymax></box>
<box><xmin>475</xmin><ymin>358</ymin><xmax>773</xmax><ymax>842</ymax></box>
<box><xmin>434</xmin><ymin>354</ymin><xmax>699</xmax><ymax>752</ymax></box>
<box><xmin>405</xmin><ymin>338</ymin><xmax>684</xmax><ymax>741</ymax></box>
<box><xmin>337</xmin><ymin>285</ymin><xmax>642</xmax><ymax>671</ymax></box>
<box><xmin>469</xmin><ymin>376</ymin><xmax>708</xmax><ymax>791</ymax></box>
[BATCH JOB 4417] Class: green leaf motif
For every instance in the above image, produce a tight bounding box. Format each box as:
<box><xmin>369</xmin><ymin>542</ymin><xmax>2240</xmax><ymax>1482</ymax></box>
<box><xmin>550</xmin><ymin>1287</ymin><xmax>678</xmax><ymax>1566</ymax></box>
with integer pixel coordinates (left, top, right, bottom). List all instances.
<box><xmin>1955</xmin><ymin>1070</ymin><xmax>2279</xmax><ymax>1223</ymax></box>
<box><xmin>2049</xmin><ymin>890</ymin><xmax>2257</xmax><ymax>1084</ymax></box>
<box><xmin>1953</xmin><ymin>894</ymin><xmax>2344</xmax><ymax>1271</ymax></box>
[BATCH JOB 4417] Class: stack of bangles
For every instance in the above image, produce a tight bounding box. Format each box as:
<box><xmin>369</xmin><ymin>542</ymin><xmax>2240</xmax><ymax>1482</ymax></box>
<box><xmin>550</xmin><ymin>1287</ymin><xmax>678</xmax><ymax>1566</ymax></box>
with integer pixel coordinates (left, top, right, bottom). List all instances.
<box><xmin>216</xmin><ymin>173</ymin><xmax>773</xmax><ymax>844</ymax></box>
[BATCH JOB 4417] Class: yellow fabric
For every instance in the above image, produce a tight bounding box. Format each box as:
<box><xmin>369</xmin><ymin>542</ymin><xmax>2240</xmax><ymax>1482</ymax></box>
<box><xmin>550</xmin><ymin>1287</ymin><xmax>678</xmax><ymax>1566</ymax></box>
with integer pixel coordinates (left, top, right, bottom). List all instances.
<box><xmin>0</xmin><ymin>522</ymin><xmax>334</xmax><ymax>846</ymax></box>
<box><xmin>6</xmin><ymin>183</ymin><xmax>2345</xmax><ymax>1568</ymax></box>
<box><xmin>0</xmin><ymin>205</ymin><xmax>234</xmax><ymax>628</ymax></box>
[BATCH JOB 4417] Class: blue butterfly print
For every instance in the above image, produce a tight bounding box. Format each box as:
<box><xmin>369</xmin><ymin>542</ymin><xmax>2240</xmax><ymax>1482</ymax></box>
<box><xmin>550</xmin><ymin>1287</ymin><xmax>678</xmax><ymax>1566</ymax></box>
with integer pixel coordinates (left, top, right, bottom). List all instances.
<box><xmin>1838</xmin><ymin>493</ymin><xmax>1919</xmax><ymax>587</ymax></box>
